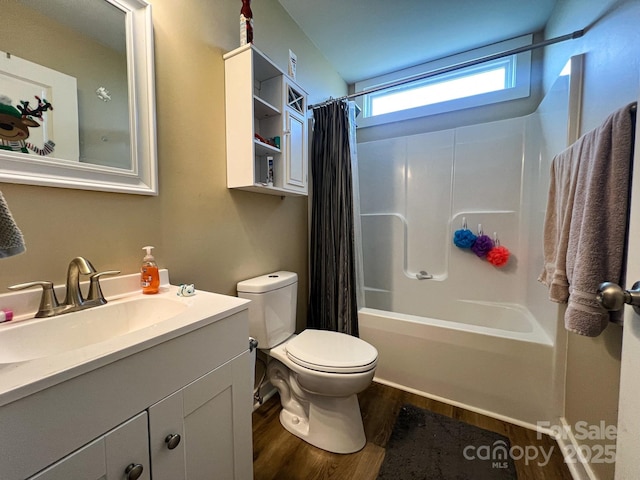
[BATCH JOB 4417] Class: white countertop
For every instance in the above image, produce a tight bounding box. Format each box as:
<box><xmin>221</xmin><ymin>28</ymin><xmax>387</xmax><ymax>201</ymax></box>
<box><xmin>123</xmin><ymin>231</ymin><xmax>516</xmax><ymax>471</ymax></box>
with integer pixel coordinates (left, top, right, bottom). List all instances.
<box><xmin>0</xmin><ymin>270</ymin><xmax>249</xmax><ymax>407</ymax></box>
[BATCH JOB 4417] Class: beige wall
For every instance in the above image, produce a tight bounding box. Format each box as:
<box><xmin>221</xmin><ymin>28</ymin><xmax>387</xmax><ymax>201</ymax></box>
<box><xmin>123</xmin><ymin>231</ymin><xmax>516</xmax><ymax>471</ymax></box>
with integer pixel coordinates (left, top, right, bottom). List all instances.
<box><xmin>543</xmin><ymin>1</ymin><xmax>640</xmax><ymax>478</ymax></box>
<box><xmin>0</xmin><ymin>0</ymin><xmax>347</xmax><ymax>332</ymax></box>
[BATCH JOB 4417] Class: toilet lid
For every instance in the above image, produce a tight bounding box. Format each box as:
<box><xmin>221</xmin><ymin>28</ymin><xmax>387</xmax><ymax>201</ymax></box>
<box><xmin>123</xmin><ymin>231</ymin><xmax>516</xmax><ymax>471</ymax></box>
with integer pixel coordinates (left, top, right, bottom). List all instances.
<box><xmin>285</xmin><ymin>329</ymin><xmax>378</xmax><ymax>374</ymax></box>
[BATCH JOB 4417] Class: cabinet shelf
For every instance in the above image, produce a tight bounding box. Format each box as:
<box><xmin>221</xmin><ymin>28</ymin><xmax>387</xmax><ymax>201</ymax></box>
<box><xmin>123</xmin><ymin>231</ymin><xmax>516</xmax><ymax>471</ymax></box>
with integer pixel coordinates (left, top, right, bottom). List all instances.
<box><xmin>254</xmin><ymin>138</ymin><xmax>280</xmax><ymax>155</ymax></box>
<box><xmin>247</xmin><ymin>183</ymin><xmax>306</xmax><ymax>196</ymax></box>
<box><xmin>254</xmin><ymin>95</ymin><xmax>280</xmax><ymax>118</ymax></box>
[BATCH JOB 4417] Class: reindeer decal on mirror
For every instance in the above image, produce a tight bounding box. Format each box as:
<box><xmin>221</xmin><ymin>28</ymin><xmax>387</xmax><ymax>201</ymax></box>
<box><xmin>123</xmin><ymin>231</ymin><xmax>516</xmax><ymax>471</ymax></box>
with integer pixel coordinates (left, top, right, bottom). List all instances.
<box><xmin>0</xmin><ymin>95</ymin><xmax>55</xmax><ymax>156</ymax></box>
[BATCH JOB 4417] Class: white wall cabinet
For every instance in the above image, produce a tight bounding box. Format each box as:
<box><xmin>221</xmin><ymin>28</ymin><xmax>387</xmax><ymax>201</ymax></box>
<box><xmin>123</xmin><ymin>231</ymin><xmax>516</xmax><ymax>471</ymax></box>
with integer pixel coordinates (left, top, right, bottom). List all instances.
<box><xmin>224</xmin><ymin>44</ymin><xmax>308</xmax><ymax>196</ymax></box>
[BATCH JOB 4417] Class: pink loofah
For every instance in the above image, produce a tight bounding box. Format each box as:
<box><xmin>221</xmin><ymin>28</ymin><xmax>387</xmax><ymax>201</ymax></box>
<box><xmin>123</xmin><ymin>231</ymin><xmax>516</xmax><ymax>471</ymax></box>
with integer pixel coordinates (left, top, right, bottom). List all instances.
<box><xmin>487</xmin><ymin>245</ymin><xmax>510</xmax><ymax>267</ymax></box>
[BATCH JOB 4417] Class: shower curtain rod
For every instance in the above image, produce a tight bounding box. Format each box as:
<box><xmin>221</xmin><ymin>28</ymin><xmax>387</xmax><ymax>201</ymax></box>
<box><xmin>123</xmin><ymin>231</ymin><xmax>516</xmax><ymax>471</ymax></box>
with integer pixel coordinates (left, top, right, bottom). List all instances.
<box><xmin>308</xmin><ymin>29</ymin><xmax>585</xmax><ymax>111</ymax></box>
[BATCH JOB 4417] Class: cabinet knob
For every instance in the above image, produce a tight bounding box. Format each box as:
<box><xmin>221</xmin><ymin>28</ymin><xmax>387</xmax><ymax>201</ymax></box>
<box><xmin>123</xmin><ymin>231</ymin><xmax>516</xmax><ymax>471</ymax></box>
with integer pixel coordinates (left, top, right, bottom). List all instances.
<box><xmin>165</xmin><ymin>433</ymin><xmax>182</xmax><ymax>450</ymax></box>
<box><xmin>125</xmin><ymin>463</ymin><xmax>144</xmax><ymax>480</ymax></box>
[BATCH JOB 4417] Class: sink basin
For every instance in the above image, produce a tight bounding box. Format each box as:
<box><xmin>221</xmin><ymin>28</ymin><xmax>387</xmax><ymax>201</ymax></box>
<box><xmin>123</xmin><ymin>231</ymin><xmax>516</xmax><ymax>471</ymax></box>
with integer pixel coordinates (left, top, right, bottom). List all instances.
<box><xmin>0</xmin><ymin>296</ymin><xmax>188</xmax><ymax>364</ymax></box>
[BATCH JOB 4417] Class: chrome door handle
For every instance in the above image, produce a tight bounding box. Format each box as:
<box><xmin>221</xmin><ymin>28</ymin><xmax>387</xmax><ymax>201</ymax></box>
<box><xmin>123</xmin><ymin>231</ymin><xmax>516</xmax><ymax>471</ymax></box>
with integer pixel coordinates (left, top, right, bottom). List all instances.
<box><xmin>596</xmin><ymin>281</ymin><xmax>640</xmax><ymax>314</ymax></box>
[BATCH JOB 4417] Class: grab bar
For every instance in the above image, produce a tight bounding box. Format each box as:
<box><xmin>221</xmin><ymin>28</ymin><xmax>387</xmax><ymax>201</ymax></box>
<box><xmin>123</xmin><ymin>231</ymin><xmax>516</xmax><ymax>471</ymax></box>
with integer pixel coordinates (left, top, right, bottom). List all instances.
<box><xmin>416</xmin><ymin>271</ymin><xmax>433</xmax><ymax>280</ymax></box>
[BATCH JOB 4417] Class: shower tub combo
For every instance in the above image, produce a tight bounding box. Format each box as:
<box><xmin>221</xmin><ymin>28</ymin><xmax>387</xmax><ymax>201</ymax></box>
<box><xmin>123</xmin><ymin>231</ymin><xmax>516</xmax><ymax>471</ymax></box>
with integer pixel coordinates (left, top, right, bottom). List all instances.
<box><xmin>354</xmin><ymin>70</ymin><xmax>574</xmax><ymax>427</ymax></box>
<box><xmin>359</xmin><ymin>301</ymin><xmax>560</xmax><ymax>427</ymax></box>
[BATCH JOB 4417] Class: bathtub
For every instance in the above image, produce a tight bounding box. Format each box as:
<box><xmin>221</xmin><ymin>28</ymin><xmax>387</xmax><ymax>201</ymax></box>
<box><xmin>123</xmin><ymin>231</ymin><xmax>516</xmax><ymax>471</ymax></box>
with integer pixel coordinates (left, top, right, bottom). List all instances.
<box><xmin>358</xmin><ymin>301</ymin><xmax>563</xmax><ymax>428</ymax></box>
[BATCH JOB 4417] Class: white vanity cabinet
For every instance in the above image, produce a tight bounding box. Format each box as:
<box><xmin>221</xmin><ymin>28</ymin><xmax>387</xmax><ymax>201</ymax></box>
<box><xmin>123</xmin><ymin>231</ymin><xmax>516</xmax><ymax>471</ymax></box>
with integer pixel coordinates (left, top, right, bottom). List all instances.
<box><xmin>2</xmin><ymin>308</ymin><xmax>253</xmax><ymax>480</ymax></box>
<box><xmin>29</xmin><ymin>413</ymin><xmax>151</xmax><ymax>480</ymax></box>
<box><xmin>224</xmin><ymin>44</ymin><xmax>308</xmax><ymax>196</ymax></box>
<box><xmin>148</xmin><ymin>351</ymin><xmax>252</xmax><ymax>479</ymax></box>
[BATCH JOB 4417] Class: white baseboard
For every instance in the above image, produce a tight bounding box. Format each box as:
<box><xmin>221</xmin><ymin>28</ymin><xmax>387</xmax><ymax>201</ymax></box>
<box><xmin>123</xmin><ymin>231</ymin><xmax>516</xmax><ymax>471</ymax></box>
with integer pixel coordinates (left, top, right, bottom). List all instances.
<box><xmin>553</xmin><ymin>417</ymin><xmax>599</xmax><ymax>480</ymax></box>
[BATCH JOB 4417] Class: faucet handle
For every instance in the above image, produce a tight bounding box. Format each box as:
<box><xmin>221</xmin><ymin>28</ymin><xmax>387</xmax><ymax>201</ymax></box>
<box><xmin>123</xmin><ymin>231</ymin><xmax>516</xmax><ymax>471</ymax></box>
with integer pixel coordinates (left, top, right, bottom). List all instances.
<box><xmin>8</xmin><ymin>281</ymin><xmax>61</xmax><ymax>318</ymax></box>
<box><xmin>87</xmin><ymin>271</ymin><xmax>121</xmax><ymax>304</ymax></box>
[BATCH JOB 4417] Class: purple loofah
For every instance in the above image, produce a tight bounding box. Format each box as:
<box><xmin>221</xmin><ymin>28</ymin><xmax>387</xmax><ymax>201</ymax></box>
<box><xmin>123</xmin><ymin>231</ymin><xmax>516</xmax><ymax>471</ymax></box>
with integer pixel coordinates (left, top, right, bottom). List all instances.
<box><xmin>471</xmin><ymin>234</ymin><xmax>494</xmax><ymax>257</ymax></box>
<box><xmin>453</xmin><ymin>229</ymin><xmax>477</xmax><ymax>248</ymax></box>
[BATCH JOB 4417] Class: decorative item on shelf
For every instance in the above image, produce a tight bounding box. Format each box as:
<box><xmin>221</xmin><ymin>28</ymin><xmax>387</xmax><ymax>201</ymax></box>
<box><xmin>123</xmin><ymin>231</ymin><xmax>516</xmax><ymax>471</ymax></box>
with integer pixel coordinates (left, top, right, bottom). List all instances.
<box><xmin>288</xmin><ymin>49</ymin><xmax>297</xmax><ymax>80</ymax></box>
<box><xmin>240</xmin><ymin>0</ymin><xmax>253</xmax><ymax>46</ymax></box>
<box><xmin>453</xmin><ymin>217</ymin><xmax>477</xmax><ymax>248</ymax></box>
<box><xmin>266</xmin><ymin>156</ymin><xmax>274</xmax><ymax>186</ymax></box>
<box><xmin>487</xmin><ymin>232</ymin><xmax>510</xmax><ymax>268</ymax></box>
<box><xmin>470</xmin><ymin>224</ymin><xmax>494</xmax><ymax>257</ymax></box>
<box><xmin>254</xmin><ymin>133</ymin><xmax>279</xmax><ymax>148</ymax></box>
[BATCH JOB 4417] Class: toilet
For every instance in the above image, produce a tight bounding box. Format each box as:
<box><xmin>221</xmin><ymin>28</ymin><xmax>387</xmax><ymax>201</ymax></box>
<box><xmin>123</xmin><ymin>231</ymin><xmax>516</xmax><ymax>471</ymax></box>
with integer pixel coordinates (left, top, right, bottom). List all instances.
<box><xmin>237</xmin><ymin>271</ymin><xmax>378</xmax><ymax>454</ymax></box>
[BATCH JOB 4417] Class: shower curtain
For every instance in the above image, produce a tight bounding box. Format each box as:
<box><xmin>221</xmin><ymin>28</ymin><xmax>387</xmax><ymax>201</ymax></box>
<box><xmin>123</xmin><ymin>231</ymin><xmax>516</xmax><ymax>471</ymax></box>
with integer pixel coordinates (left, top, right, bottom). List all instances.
<box><xmin>308</xmin><ymin>100</ymin><xmax>359</xmax><ymax>336</ymax></box>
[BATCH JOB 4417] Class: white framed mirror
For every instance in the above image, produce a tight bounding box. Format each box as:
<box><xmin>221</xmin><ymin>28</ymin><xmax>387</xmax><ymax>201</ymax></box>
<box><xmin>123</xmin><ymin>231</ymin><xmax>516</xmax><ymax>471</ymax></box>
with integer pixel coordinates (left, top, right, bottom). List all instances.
<box><xmin>0</xmin><ymin>0</ymin><xmax>157</xmax><ymax>195</ymax></box>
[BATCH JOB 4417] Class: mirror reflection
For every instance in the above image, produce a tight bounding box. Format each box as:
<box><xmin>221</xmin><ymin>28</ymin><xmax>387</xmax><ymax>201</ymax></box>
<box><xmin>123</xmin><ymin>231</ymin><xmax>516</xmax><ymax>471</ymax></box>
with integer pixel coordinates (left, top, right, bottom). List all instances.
<box><xmin>2</xmin><ymin>0</ymin><xmax>131</xmax><ymax>170</ymax></box>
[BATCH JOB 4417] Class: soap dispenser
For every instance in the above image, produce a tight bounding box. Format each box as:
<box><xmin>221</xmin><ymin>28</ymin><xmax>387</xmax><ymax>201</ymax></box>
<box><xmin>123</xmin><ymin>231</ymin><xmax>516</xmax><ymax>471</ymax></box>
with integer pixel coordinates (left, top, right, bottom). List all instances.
<box><xmin>141</xmin><ymin>246</ymin><xmax>160</xmax><ymax>294</ymax></box>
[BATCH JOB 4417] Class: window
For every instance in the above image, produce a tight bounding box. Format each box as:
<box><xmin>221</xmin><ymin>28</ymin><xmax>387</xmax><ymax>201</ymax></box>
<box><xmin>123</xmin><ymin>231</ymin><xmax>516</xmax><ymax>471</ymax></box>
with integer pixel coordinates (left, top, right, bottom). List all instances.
<box><xmin>367</xmin><ymin>58</ymin><xmax>515</xmax><ymax>116</ymax></box>
<box><xmin>356</xmin><ymin>35</ymin><xmax>532</xmax><ymax>127</ymax></box>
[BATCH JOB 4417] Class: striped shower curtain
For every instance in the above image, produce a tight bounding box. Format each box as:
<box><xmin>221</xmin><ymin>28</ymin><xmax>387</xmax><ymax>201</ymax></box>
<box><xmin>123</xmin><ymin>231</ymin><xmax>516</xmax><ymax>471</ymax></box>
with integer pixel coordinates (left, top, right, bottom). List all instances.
<box><xmin>308</xmin><ymin>100</ymin><xmax>359</xmax><ymax>336</ymax></box>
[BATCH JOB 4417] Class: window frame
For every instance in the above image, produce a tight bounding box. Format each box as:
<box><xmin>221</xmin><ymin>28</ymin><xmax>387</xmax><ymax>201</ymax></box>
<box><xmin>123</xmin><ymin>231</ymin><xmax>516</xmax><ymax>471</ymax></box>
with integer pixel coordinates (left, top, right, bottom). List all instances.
<box><xmin>355</xmin><ymin>35</ymin><xmax>533</xmax><ymax>128</ymax></box>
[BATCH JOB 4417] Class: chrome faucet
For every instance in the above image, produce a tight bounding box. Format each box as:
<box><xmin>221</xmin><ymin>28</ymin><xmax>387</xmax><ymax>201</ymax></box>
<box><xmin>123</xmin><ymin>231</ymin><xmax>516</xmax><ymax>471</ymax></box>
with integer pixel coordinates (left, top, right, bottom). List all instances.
<box><xmin>64</xmin><ymin>257</ymin><xmax>97</xmax><ymax>309</ymax></box>
<box><xmin>8</xmin><ymin>257</ymin><xmax>120</xmax><ymax>318</ymax></box>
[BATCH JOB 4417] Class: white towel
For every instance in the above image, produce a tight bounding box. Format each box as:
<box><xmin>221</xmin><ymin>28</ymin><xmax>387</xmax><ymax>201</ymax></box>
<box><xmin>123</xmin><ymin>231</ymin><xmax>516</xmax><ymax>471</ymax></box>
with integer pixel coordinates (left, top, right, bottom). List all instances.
<box><xmin>0</xmin><ymin>190</ymin><xmax>25</xmax><ymax>258</ymax></box>
<box><xmin>539</xmin><ymin>103</ymin><xmax>635</xmax><ymax>337</ymax></box>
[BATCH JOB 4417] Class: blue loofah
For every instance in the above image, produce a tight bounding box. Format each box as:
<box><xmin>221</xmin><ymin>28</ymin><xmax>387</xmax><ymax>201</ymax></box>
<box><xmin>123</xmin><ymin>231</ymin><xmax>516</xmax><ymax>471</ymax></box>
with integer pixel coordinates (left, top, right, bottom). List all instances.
<box><xmin>453</xmin><ymin>229</ymin><xmax>477</xmax><ymax>249</ymax></box>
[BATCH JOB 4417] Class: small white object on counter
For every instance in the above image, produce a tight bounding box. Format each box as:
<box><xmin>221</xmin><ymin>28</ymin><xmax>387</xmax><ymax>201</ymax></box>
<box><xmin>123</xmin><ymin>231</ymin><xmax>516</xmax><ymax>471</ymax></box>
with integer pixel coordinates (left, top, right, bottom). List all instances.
<box><xmin>177</xmin><ymin>283</ymin><xmax>196</xmax><ymax>297</ymax></box>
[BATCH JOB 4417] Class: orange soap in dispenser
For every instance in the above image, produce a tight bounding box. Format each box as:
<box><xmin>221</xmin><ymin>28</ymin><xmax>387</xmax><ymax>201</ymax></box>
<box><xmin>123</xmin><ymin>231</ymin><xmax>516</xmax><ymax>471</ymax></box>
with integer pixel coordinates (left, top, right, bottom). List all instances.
<box><xmin>141</xmin><ymin>246</ymin><xmax>160</xmax><ymax>294</ymax></box>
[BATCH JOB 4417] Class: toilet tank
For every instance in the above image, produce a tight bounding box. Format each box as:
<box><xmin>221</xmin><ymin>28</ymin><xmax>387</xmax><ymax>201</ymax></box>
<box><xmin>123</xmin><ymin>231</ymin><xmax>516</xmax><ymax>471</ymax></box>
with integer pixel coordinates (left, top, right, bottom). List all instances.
<box><xmin>237</xmin><ymin>271</ymin><xmax>298</xmax><ymax>349</ymax></box>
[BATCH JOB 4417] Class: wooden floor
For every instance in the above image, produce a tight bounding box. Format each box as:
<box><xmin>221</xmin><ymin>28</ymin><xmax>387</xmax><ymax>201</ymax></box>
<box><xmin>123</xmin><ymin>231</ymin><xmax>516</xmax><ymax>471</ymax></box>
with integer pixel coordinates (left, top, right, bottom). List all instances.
<box><xmin>252</xmin><ymin>382</ymin><xmax>573</xmax><ymax>480</ymax></box>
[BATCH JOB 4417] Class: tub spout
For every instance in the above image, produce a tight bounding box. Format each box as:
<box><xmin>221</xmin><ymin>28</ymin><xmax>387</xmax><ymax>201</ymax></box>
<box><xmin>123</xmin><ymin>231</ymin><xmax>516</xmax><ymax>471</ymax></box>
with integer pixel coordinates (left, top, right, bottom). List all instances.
<box><xmin>416</xmin><ymin>270</ymin><xmax>433</xmax><ymax>280</ymax></box>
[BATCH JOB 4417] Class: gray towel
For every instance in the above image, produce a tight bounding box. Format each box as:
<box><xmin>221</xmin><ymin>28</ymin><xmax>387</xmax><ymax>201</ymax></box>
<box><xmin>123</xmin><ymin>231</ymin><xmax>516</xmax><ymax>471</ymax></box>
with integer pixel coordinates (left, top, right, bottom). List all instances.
<box><xmin>539</xmin><ymin>103</ymin><xmax>635</xmax><ymax>337</ymax></box>
<box><xmin>0</xmin><ymin>190</ymin><xmax>26</xmax><ymax>258</ymax></box>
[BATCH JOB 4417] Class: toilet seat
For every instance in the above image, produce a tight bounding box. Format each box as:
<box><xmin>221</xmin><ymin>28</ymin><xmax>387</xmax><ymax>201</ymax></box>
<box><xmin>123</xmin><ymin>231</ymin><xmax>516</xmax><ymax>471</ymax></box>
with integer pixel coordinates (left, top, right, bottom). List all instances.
<box><xmin>285</xmin><ymin>329</ymin><xmax>378</xmax><ymax>374</ymax></box>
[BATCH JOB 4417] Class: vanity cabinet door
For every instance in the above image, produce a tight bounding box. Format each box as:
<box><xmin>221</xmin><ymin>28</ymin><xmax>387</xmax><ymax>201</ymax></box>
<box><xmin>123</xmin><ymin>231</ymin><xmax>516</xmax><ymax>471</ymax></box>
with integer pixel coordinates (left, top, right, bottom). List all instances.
<box><xmin>148</xmin><ymin>350</ymin><xmax>253</xmax><ymax>480</ymax></box>
<box><xmin>29</xmin><ymin>412</ymin><xmax>150</xmax><ymax>480</ymax></box>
